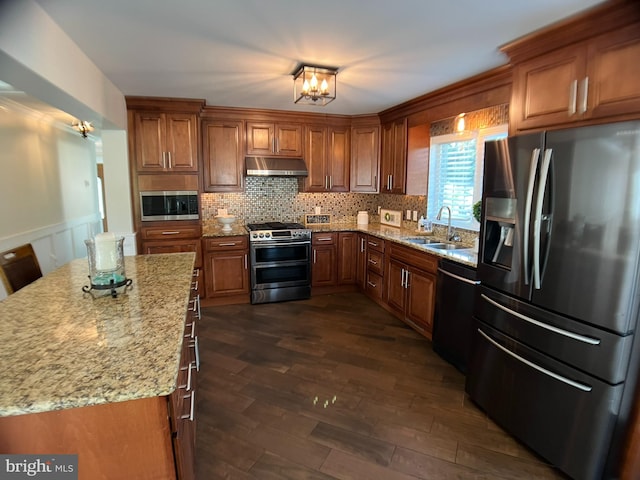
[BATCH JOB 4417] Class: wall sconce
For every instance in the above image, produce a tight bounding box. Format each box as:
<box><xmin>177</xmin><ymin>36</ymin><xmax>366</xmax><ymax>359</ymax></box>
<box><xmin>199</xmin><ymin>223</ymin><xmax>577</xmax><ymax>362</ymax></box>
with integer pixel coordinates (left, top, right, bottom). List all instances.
<box><xmin>72</xmin><ymin>120</ymin><xmax>94</xmax><ymax>138</ymax></box>
<box><xmin>293</xmin><ymin>64</ymin><xmax>338</xmax><ymax>106</ymax></box>
<box><xmin>455</xmin><ymin>113</ymin><xmax>466</xmax><ymax>133</ymax></box>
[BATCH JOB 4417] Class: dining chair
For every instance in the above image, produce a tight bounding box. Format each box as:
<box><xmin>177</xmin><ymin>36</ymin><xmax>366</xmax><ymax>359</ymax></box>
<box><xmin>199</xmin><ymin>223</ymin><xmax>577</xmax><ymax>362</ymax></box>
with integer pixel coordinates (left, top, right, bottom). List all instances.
<box><xmin>0</xmin><ymin>243</ymin><xmax>43</xmax><ymax>294</ymax></box>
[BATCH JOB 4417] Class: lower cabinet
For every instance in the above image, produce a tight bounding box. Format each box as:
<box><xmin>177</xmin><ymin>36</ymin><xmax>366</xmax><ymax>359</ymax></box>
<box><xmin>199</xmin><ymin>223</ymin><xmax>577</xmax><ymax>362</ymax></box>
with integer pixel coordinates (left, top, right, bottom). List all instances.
<box><xmin>386</xmin><ymin>243</ymin><xmax>437</xmax><ymax>338</ymax></box>
<box><xmin>363</xmin><ymin>235</ymin><xmax>386</xmax><ymax>303</ymax></box>
<box><xmin>202</xmin><ymin>236</ymin><xmax>249</xmax><ymax>302</ymax></box>
<box><xmin>312</xmin><ymin>232</ymin><xmax>358</xmax><ymax>289</ymax></box>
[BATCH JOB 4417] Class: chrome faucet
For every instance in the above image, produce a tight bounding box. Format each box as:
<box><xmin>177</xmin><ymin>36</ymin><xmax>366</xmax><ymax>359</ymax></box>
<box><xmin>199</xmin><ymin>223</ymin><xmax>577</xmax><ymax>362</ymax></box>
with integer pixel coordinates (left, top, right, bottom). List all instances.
<box><xmin>436</xmin><ymin>205</ymin><xmax>460</xmax><ymax>241</ymax></box>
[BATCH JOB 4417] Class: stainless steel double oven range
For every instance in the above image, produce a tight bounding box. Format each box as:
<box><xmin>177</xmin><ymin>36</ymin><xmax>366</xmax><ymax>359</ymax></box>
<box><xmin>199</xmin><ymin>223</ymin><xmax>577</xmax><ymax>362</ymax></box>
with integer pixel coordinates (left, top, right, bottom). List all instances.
<box><xmin>246</xmin><ymin>222</ymin><xmax>312</xmax><ymax>304</ymax></box>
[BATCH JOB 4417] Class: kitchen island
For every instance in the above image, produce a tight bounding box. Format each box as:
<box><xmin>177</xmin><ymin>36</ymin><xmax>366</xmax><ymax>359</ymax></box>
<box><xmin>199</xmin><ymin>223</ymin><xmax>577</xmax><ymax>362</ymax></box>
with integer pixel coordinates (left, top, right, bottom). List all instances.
<box><xmin>0</xmin><ymin>253</ymin><xmax>197</xmax><ymax>480</ymax></box>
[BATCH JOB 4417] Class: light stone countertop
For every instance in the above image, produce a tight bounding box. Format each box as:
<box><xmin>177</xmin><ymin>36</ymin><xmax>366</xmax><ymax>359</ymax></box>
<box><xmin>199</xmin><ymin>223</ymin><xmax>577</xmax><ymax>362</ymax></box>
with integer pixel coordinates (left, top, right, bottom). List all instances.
<box><xmin>200</xmin><ymin>220</ymin><xmax>478</xmax><ymax>267</ymax></box>
<box><xmin>0</xmin><ymin>253</ymin><xmax>196</xmax><ymax>417</ymax></box>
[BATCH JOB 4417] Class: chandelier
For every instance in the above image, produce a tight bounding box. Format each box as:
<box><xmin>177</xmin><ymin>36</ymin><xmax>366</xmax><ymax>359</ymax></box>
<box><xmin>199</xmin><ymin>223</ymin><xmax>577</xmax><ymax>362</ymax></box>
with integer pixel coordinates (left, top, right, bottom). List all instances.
<box><xmin>293</xmin><ymin>64</ymin><xmax>338</xmax><ymax>106</ymax></box>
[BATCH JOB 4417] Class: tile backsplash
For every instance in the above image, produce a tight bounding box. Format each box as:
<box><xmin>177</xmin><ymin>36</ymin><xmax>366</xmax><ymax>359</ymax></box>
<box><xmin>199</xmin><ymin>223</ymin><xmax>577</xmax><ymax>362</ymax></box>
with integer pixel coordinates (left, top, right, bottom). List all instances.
<box><xmin>201</xmin><ymin>177</ymin><xmax>478</xmax><ymax>241</ymax></box>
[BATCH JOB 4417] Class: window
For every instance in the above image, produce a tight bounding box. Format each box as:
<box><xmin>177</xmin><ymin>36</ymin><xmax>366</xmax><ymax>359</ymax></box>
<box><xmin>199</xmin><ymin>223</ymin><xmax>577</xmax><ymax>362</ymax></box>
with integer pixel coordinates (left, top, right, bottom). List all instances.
<box><xmin>427</xmin><ymin>125</ymin><xmax>507</xmax><ymax>230</ymax></box>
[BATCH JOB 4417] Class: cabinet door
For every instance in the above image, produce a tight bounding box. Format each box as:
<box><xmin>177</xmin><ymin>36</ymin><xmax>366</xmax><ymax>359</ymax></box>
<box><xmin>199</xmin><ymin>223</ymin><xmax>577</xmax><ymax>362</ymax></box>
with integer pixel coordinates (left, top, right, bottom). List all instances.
<box><xmin>337</xmin><ymin>232</ymin><xmax>357</xmax><ymax>285</ymax></box>
<box><xmin>312</xmin><ymin>245</ymin><xmax>336</xmax><ymax>286</ymax></box>
<box><xmin>386</xmin><ymin>259</ymin><xmax>406</xmax><ymax>315</ymax></box>
<box><xmin>380</xmin><ymin>119</ymin><xmax>407</xmax><ymax>193</ymax></box>
<box><xmin>304</xmin><ymin>125</ymin><xmax>328</xmax><ymax>192</ymax></box>
<box><xmin>135</xmin><ymin>112</ymin><xmax>166</xmax><ymax>171</ymax></box>
<box><xmin>511</xmin><ymin>45</ymin><xmax>586</xmax><ymax>131</ymax></box>
<box><xmin>165</xmin><ymin>113</ymin><xmax>198</xmax><ymax>171</ymax></box>
<box><xmin>356</xmin><ymin>234</ymin><xmax>368</xmax><ymax>289</ymax></box>
<box><xmin>275</xmin><ymin>124</ymin><xmax>303</xmax><ymax>156</ymax></box>
<box><xmin>202</xmin><ymin>120</ymin><xmax>244</xmax><ymax>192</ymax></box>
<box><xmin>246</xmin><ymin>122</ymin><xmax>275</xmax><ymax>155</ymax></box>
<box><xmin>351</xmin><ymin>126</ymin><xmax>379</xmax><ymax>193</ymax></box>
<box><xmin>328</xmin><ymin>126</ymin><xmax>350</xmax><ymax>192</ymax></box>
<box><xmin>587</xmin><ymin>25</ymin><xmax>640</xmax><ymax>121</ymax></box>
<box><xmin>204</xmin><ymin>250</ymin><xmax>249</xmax><ymax>297</ymax></box>
<box><xmin>406</xmin><ymin>268</ymin><xmax>436</xmax><ymax>336</ymax></box>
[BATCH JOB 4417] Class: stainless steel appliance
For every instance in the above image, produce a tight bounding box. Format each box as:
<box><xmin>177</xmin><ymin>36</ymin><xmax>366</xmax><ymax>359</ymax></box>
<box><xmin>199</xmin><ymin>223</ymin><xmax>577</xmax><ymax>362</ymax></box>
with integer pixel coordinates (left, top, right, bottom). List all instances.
<box><xmin>466</xmin><ymin>121</ymin><xmax>640</xmax><ymax>480</ymax></box>
<box><xmin>432</xmin><ymin>259</ymin><xmax>479</xmax><ymax>373</ymax></box>
<box><xmin>140</xmin><ymin>191</ymin><xmax>199</xmax><ymax>221</ymax></box>
<box><xmin>247</xmin><ymin>222</ymin><xmax>311</xmax><ymax>304</ymax></box>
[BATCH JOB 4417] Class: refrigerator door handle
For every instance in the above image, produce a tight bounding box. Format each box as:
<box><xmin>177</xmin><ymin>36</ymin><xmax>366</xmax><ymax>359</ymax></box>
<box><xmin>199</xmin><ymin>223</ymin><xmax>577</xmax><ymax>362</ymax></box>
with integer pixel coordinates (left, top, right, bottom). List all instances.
<box><xmin>477</xmin><ymin>328</ymin><xmax>593</xmax><ymax>392</ymax></box>
<box><xmin>533</xmin><ymin>148</ymin><xmax>553</xmax><ymax>289</ymax></box>
<box><xmin>523</xmin><ymin>148</ymin><xmax>541</xmax><ymax>285</ymax></box>
<box><xmin>480</xmin><ymin>294</ymin><xmax>601</xmax><ymax>345</ymax></box>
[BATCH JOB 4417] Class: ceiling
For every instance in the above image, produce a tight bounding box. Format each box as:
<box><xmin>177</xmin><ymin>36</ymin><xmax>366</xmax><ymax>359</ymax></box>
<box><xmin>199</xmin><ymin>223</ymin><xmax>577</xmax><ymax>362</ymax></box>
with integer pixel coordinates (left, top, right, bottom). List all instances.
<box><xmin>24</xmin><ymin>1</ymin><xmax>605</xmax><ymax>117</ymax></box>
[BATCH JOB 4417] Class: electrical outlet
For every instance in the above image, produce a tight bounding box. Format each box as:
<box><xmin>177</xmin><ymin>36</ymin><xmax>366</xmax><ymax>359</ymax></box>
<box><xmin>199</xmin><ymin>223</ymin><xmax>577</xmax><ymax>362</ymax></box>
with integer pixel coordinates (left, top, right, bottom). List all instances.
<box><xmin>406</xmin><ymin>210</ymin><xmax>411</xmax><ymax>220</ymax></box>
<box><xmin>412</xmin><ymin>211</ymin><xmax>418</xmax><ymax>221</ymax></box>
<box><xmin>377</xmin><ymin>206</ymin><xmax>381</xmax><ymax>214</ymax></box>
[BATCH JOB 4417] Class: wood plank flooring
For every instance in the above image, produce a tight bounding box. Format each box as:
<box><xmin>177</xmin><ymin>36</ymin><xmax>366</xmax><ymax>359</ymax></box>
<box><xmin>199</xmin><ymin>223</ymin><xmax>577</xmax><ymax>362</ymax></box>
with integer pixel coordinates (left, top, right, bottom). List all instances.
<box><xmin>196</xmin><ymin>293</ymin><xmax>566</xmax><ymax>479</ymax></box>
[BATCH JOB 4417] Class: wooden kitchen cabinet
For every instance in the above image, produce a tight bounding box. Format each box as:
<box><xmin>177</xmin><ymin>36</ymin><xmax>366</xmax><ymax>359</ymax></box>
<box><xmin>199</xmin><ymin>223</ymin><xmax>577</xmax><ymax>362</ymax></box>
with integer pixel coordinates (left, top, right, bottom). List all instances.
<box><xmin>506</xmin><ymin>10</ymin><xmax>640</xmax><ymax>132</ymax></box>
<box><xmin>133</xmin><ymin>111</ymin><xmax>199</xmax><ymax>172</ymax></box>
<box><xmin>380</xmin><ymin>118</ymin><xmax>407</xmax><ymax>193</ymax></box>
<box><xmin>203</xmin><ymin>236</ymin><xmax>249</xmax><ymax>300</ymax></box>
<box><xmin>312</xmin><ymin>232</ymin><xmax>337</xmax><ymax>286</ymax></box>
<box><xmin>355</xmin><ymin>233</ymin><xmax>368</xmax><ymax>289</ymax></box>
<box><xmin>364</xmin><ymin>236</ymin><xmax>385</xmax><ymax>303</ymax></box>
<box><xmin>201</xmin><ymin>118</ymin><xmax>244</xmax><ymax>192</ymax></box>
<box><xmin>337</xmin><ymin>232</ymin><xmax>357</xmax><ymax>284</ymax></box>
<box><xmin>351</xmin><ymin>125</ymin><xmax>380</xmax><ymax>193</ymax></box>
<box><xmin>302</xmin><ymin>125</ymin><xmax>350</xmax><ymax>192</ymax></box>
<box><xmin>386</xmin><ymin>242</ymin><xmax>437</xmax><ymax>338</ymax></box>
<box><xmin>140</xmin><ymin>223</ymin><xmax>202</xmax><ymax>267</ymax></box>
<box><xmin>246</xmin><ymin>121</ymin><xmax>303</xmax><ymax>157</ymax></box>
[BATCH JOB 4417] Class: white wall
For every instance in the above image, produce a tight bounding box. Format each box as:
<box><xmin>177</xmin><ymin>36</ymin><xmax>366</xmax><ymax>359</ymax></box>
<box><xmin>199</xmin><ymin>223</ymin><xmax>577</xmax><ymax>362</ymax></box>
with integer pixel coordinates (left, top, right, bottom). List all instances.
<box><xmin>0</xmin><ymin>104</ymin><xmax>102</xmax><ymax>300</ymax></box>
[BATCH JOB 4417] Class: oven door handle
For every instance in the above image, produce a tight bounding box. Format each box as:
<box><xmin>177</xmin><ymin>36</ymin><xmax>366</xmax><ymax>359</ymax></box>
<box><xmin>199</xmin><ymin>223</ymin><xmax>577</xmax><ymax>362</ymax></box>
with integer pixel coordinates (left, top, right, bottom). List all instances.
<box><xmin>253</xmin><ymin>241</ymin><xmax>311</xmax><ymax>247</ymax></box>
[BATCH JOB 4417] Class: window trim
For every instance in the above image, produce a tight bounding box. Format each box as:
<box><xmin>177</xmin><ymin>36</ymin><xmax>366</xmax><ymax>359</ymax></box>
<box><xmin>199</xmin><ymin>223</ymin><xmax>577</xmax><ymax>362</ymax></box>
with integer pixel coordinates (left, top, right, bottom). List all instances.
<box><xmin>428</xmin><ymin>124</ymin><xmax>508</xmax><ymax>232</ymax></box>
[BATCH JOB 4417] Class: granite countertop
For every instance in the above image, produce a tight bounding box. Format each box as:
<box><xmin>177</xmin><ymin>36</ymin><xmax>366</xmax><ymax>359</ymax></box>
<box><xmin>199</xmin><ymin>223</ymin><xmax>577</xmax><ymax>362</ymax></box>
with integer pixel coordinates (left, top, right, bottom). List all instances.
<box><xmin>0</xmin><ymin>252</ymin><xmax>196</xmax><ymax>417</ymax></box>
<box><xmin>201</xmin><ymin>220</ymin><xmax>477</xmax><ymax>267</ymax></box>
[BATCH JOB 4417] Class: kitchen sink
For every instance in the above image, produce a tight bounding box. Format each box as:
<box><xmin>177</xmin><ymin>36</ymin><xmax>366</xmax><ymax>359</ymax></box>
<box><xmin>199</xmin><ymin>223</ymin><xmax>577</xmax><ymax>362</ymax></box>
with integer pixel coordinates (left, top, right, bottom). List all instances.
<box><xmin>426</xmin><ymin>243</ymin><xmax>470</xmax><ymax>251</ymax></box>
<box><xmin>403</xmin><ymin>237</ymin><xmax>444</xmax><ymax>245</ymax></box>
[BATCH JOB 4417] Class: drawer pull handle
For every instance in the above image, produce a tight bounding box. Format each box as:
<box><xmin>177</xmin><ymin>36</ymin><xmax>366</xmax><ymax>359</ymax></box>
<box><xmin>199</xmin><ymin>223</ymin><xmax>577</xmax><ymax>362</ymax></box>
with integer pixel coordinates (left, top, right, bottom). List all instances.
<box><xmin>181</xmin><ymin>390</ymin><xmax>196</xmax><ymax>421</ymax></box>
<box><xmin>316</xmin><ymin>237</ymin><xmax>333</xmax><ymax>242</ymax></box>
<box><xmin>218</xmin><ymin>242</ymin><xmax>237</xmax><ymax>247</ymax></box>
<box><xmin>437</xmin><ymin>268</ymin><xmax>480</xmax><ymax>286</ymax></box>
<box><xmin>477</xmin><ymin>329</ymin><xmax>592</xmax><ymax>392</ymax></box>
<box><xmin>190</xmin><ymin>337</ymin><xmax>200</xmax><ymax>371</ymax></box>
<box><xmin>368</xmin><ymin>241</ymin><xmax>378</xmax><ymax>247</ymax></box>
<box><xmin>161</xmin><ymin>231</ymin><xmax>180</xmax><ymax>235</ymax></box>
<box><xmin>367</xmin><ymin>281</ymin><xmax>377</xmax><ymax>288</ymax></box>
<box><xmin>368</xmin><ymin>259</ymin><xmax>378</xmax><ymax>265</ymax></box>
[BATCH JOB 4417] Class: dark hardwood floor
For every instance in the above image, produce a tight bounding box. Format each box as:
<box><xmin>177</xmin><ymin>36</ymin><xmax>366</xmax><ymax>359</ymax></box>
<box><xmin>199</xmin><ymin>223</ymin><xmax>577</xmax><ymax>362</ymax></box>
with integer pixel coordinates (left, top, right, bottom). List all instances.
<box><xmin>196</xmin><ymin>293</ymin><xmax>564</xmax><ymax>479</ymax></box>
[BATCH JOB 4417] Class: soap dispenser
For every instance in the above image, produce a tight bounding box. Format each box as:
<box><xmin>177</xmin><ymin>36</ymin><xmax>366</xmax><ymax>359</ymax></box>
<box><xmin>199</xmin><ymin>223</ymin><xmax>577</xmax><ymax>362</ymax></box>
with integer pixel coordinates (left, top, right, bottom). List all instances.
<box><xmin>418</xmin><ymin>216</ymin><xmax>425</xmax><ymax>232</ymax></box>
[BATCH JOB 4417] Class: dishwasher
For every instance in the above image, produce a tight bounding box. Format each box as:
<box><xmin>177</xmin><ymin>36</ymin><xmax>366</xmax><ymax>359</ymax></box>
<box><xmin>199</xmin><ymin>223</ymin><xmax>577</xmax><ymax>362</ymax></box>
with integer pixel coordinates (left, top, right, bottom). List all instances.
<box><xmin>432</xmin><ymin>258</ymin><xmax>479</xmax><ymax>374</ymax></box>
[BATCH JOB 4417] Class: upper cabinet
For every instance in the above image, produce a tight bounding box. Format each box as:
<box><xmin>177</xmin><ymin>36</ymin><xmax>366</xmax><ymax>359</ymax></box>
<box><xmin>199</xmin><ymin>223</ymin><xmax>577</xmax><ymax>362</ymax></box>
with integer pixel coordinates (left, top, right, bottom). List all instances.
<box><xmin>380</xmin><ymin>118</ymin><xmax>407</xmax><ymax>194</ymax></box>
<box><xmin>302</xmin><ymin>124</ymin><xmax>350</xmax><ymax>192</ymax></box>
<box><xmin>133</xmin><ymin>112</ymin><xmax>199</xmax><ymax>172</ymax></box>
<box><xmin>201</xmin><ymin>118</ymin><xmax>244</xmax><ymax>192</ymax></box>
<box><xmin>246</xmin><ymin>121</ymin><xmax>303</xmax><ymax>157</ymax></box>
<box><xmin>350</xmin><ymin>125</ymin><xmax>380</xmax><ymax>193</ymax></box>
<box><xmin>127</xmin><ymin>97</ymin><xmax>204</xmax><ymax>174</ymax></box>
<box><xmin>505</xmin><ymin>4</ymin><xmax>640</xmax><ymax>132</ymax></box>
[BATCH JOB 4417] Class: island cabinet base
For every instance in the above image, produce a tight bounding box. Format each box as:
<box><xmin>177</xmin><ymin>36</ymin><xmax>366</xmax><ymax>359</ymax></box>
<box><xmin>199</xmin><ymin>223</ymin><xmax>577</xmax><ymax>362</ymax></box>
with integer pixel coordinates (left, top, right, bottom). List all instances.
<box><xmin>0</xmin><ymin>396</ymin><xmax>178</xmax><ymax>480</ymax></box>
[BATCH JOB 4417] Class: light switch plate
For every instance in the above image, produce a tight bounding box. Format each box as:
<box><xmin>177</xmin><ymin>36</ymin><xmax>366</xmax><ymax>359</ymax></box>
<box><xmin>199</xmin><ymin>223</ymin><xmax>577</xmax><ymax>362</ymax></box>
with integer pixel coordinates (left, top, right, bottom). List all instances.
<box><xmin>380</xmin><ymin>209</ymin><xmax>402</xmax><ymax>227</ymax></box>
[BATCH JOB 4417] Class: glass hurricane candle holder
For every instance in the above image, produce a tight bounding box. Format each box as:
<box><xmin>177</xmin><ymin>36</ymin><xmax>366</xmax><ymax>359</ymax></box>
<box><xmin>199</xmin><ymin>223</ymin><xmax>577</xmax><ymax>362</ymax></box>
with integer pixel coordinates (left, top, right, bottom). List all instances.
<box><xmin>83</xmin><ymin>233</ymin><xmax>132</xmax><ymax>297</ymax></box>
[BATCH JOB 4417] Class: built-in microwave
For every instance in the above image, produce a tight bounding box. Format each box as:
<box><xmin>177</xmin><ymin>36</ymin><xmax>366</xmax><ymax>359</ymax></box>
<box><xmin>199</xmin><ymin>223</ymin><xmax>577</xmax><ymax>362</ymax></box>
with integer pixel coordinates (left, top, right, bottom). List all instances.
<box><xmin>140</xmin><ymin>191</ymin><xmax>199</xmax><ymax>221</ymax></box>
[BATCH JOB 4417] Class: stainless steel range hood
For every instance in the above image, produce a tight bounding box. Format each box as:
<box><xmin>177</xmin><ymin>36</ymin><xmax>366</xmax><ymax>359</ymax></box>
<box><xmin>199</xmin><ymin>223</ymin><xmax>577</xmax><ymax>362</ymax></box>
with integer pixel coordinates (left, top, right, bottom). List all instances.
<box><xmin>245</xmin><ymin>156</ymin><xmax>308</xmax><ymax>177</ymax></box>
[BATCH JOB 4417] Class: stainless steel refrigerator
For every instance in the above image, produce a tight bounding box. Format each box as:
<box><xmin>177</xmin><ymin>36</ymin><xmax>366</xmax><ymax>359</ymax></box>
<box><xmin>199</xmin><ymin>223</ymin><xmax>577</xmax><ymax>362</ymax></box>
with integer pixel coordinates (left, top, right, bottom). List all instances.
<box><xmin>466</xmin><ymin>121</ymin><xmax>640</xmax><ymax>480</ymax></box>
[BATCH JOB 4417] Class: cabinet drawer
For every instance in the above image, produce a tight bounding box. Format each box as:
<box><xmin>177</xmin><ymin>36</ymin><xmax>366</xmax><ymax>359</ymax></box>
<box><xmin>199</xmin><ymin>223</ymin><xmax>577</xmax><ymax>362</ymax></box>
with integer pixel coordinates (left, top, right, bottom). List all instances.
<box><xmin>389</xmin><ymin>243</ymin><xmax>437</xmax><ymax>273</ymax></box>
<box><xmin>366</xmin><ymin>236</ymin><xmax>385</xmax><ymax>253</ymax></box>
<box><xmin>312</xmin><ymin>232</ymin><xmax>337</xmax><ymax>245</ymax></box>
<box><xmin>141</xmin><ymin>225</ymin><xmax>201</xmax><ymax>240</ymax></box>
<box><xmin>367</xmin><ymin>250</ymin><xmax>384</xmax><ymax>275</ymax></box>
<box><xmin>203</xmin><ymin>236</ymin><xmax>248</xmax><ymax>251</ymax></box>
<box><xmin>365</xmin><ymin>271</ymin><xmax>384</xmax><ymax>300</ymax></box>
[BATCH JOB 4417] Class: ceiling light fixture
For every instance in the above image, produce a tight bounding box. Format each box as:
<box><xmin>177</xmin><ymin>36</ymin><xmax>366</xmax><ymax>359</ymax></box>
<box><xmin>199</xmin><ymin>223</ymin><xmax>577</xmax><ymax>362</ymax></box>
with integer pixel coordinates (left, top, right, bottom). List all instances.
<box><xmin>293</xmin><ymin>64</ymin><xmax>338</xmax><ymax>106</ymax></box>
<box><xmin>72</xmin><ymin>120</ymin><xmax>94</xmax><ymax>138</ymax></box>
